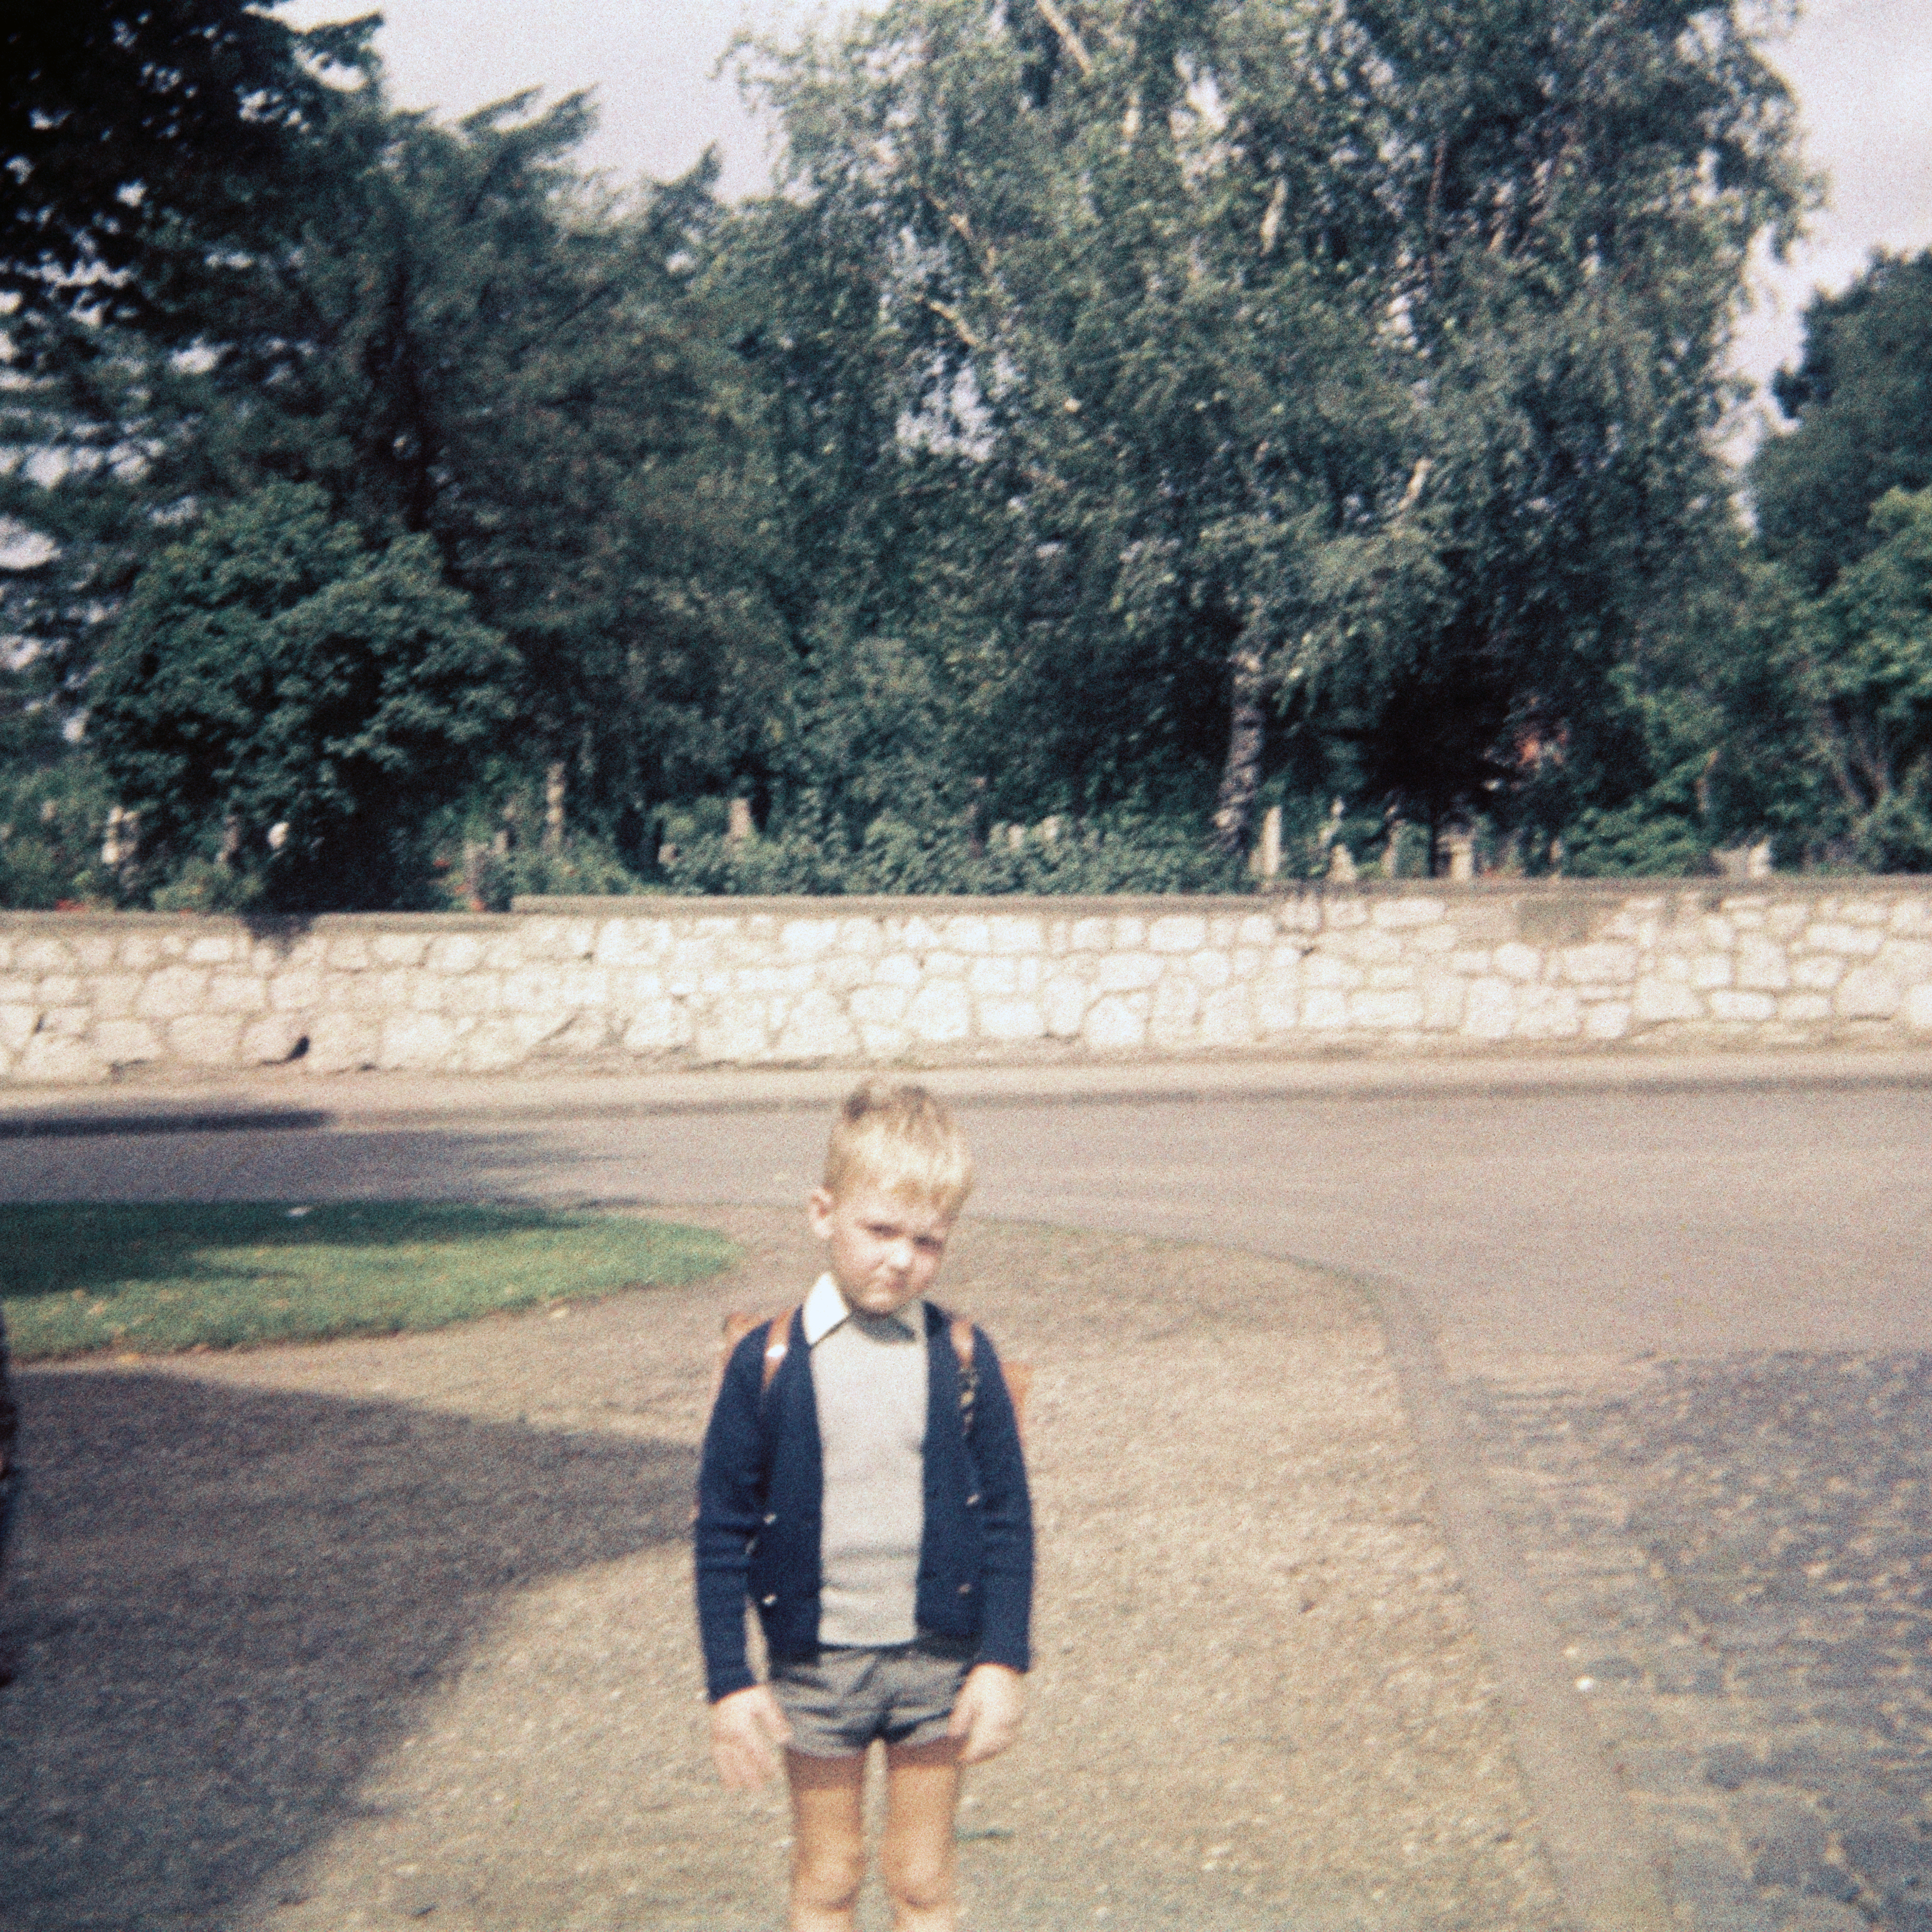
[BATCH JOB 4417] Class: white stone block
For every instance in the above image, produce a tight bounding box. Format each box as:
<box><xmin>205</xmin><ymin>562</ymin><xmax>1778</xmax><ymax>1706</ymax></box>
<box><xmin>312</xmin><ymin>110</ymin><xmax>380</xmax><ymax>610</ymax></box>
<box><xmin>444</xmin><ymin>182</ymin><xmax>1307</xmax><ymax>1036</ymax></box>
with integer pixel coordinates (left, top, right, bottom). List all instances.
<box><xmin>1149</xmin><ymin>915</ymin><xmax>1209</xmax><ymax>954</ymax></box>
<box><xmin>208</xmin><ymin>972</ymin><xmax>267</xmax><ymax>1013</ymax></box>
<box><xmin>1111</xmin><ymin>916</ymin><xmax>1146</xmax><ymax>950</ymax></box>
<box><xmin>1690</xmin><ymin>953</ymin><xmax>1734</xmax><ymax>990</ymax></box>
<box><xmin>74</xmin><ymin>937</ymin><xmax>114</xmax><ymax>971</ymax></box>
<box><xmin>118</xmin><ymin>935</ymin><xmax>162</xmax><ymax>970</ymax></box>
<box><xmin>624</xmin><ymin>999</ymin><xmax>694</xmax><ymax>1055</ymax></box>
<box><xmin>1410</xmin><ymin>924</ymin><xmax>1460</xmax><ymax>955</ymax></box>
<box><xmin>1633</xmin><ymin>977</ymin><xmax>1703</xmax><ymax>1022</ymax></box>
<box><xmin>1765</xmin><ymin>902</ymin><xmax>1810</xmax><ymax>940</ymax></box>
<box><xmin>1845</xmin><ymin>897</ymin><xmax>1891</xmax><ymax>925</ymax></box>
<box><xmin>16</xmin><ymin>938</ymin><xmax>74</xmax><ymax>973</ymax></box>
<box><xmin>1779</xmin><ymin>993</ymin><xmax>1832</xmax><ymax>1022</ymax></box>
<box><xmin>36</xmin><ymin>976</ymin><xmax>80</xmax><ymax>1006</ymax></box>
<box><xmin>1448</xmin><ymin>950</ymin><xmax>1492</xmax><ymax>976</ymax></box>
<box><xmin>522</xmin><ymin>918</ymin><xmax>597</xmax><ymax>959</ymax></box>
<box><xmin>1422</xmin><ymin>975</ymin><xmax>1466</xmax><ymax>1031</ymax></box>
<box><xmin>1069</xmin><ymin>918</ymin><xmax>1111</xmax><ymax>952</ymax></box>
<box><xmin>1082</xmin><ymin>995</ymin><xmax>1148</xmax><ymax>1050</ymax></box>
<box><xmin>168</xmin><ymin>1013</ymin><xmax>242</xmax><ymax>1065</ymax></box>
<box><xmin>462</xmin><ymin>1020</ymin><xmax>528</xmax><ymax>1072</ymax></box>
<box><xmin>594</xmin><ymin>919</ymin><xmax>670</xmax><ymax>967</ymax></box>
<box><xmin>1462</xmin><ymin>978</ymin><xmax>1516</xmax><ymax>1040</ymax></box>
<box><xmin>1367</xmin><ymin>965</ymin><xmax>1419</xmax><ymax>990</ymax></box>
<box><xmin>1494</xmin><ymin>942</ymin><xmax>1541</xmax><ymax>983</ymax></box>
<box><xmin>1238</xmin><ymin>914</ymin><xmax>1277</xmax><ymax>947</ymax></box>
<box><xmin>241</xmin><ymin>1015</ymin><xmax>308</xmax><ymax>1065</ymax></box>
<box><xmin>40</xmin><ymin>1006</ymin><xmax>88</xmax><ymax>1038</ymax></box>
<box><xmin>136</xmin><ymin>966</ymin><xmax>210</xmax><ymax>1019</ymax></box>
<box><xmin>1095</xmin><ymin>952</ymin><xmax>1163</xmax><ymax>993</ymax></box>
<box><xmin>1804</xmin><ymin>922</ymin><xmax>1883</xmax><ymax>957</ymax></box>
<box><xmin>1302</xmin><ymin>951</ymin><xmax>1364</xmax><ymax>991</ymax></box>
<box><xmin>186</xmin><ymin>933</ymin><xmax>237</xmax><ymax>965</ymax></box>
<box><xmin>979</xmin><ymin>998</ymin><xmax>1046</xmax><ymax>1043</ymax></box>
<box><xmin>781</xmin><ymin>918</ymin><xmax>839</xmax><ymax>959</ymax></box>
<box><xmin>1558</xmin><ymin>943</ymin><xmax>1638</xmax><ymax>985</ymax></box>
<box><xmin>1044</xmin><ymin>977</ymin><xmax>1090</xmax><ymax>1038</ymax></box>
<box><xmin>1584</xmin><ymin>1002</ymin><xmax>1631</xmax><ymax>1041</ymax></box>
<box><xmin>326</xmin><ymin>933</ymin><xmax>373</xmax><ymax>971</ymax></box>
<box><xmin>990</xmin><ymin>915</ymin><xmax>1045</xmax><ymax>955</ymax></box>
<box><xmin>95</xmin><ymin>1019</ymin><xmax>162</xmax><ymax>1064</ymax></box>
<box><xmin>429</xmin><ymin>933</ymin><xmax>487</xmax><ymax>974</ymax></box>
<box><xmin>1890</xmin><ymin>897</ymin><xmax>1932</xmax><ymax>935</ymax></box>
<box><xmin>1876</xmin><ymin>939</ymin><xmax>1932</xmax><ymax>982</ymax></box>
<box><xmin>1349</xmin><ymin>989</ymin><xmax>1425</xmax><ymax>1030</ymax></box>
<box><xmin>1324</xmin><ymin>899</ymin><xmax>1369</xmax><ymax>929</ymax></box>
<box><xmin>1300</xmin><ymin>988</ymin><xmax>1350</xmax><ymax>1029</ymax></box>
<box><xmin>510</xmin><ymin>1011</ymin><xmax>572</xmax><ymax>1052</ymax></box>
<box><xmin>1516</xmin><ymin>987</ymin><xmax>1581</xmax><ymax>1039</ymax></box>
<box><xmin>372</xmin><ymin>932</ymin><xmax>428</xmax><ymax>967</ymax></box>
<box><xmin>380</xmin><ymin>1012</ymin><xmax>458</xmax><ymax>1070</ymax></box>
<box><xmin>549</xmin><ymin>1013</ymin><xmax>610</xmax><ymax>1056</ymax></box>
<box><xmin>444</xmin><ymin>973</ymin><xmax>503</xmax><ymax>1016</ymax></box>
<box><xmin>941</xmin><ymin>916</ymin><xmax>992</xmax><ymax>956</ymax></box>
<box><xmin>1791</xmin><ymin>954</ymin><xmax>1845</xmax><ymax>991</ymax></box>
<box><xmin>1150</xmin><ymin>976</ymin><xmax>1201</xmax><ymax>1043</ymax></box>
<box><xmin>1709</xmin><ymin>990</ymin><xmax>1777</xmax><ymax>1022</ymax></box>
<box><xmin>305</xmin><ymin>1012</ymin><xmax>381</xmax><ymax>1074</ymax></box>
<box><xmin>968</xmin><ymin>956</ymin><xmax>1022</xmax><ymax>997</ymax></box>
<box><xmin>777</xmin><ymin>991</ymin><xmax>860</xmax><ymax>1059</ymax></box>
<box><xmin>1198</xmin><ymin>986</ymin><xmax>1255</xmax><ymax>1047</ymax></box>
<box><xmin>1837</xmin><ymin>968</ymin><xmax>1901</xmax><ymax>1019</ymax></box>
<box><xmin>1254</xmin><ymin>973</ymin><xmax>1299</xmax><ymax>1035</ymax></box>
<box><xmin>1907</xmin><ymin>984</ymin><xmax>1932</xmax><ymax>1033</ymax></box>
<box><xmin>906</xmin><ymin>982</ymin><xmax>972</xmax><ymax>1045</ymax></box>
<box><xmin>837</xmin><ymin>918</ymin><xmax>885</xmax><ymax>957</ymax></box>
<box><xmin>1185</xmin><ymin>950</ymin><xmax>1232</xmax><ymax>988</ymax></box>
<box><xmin>89</xmin><ymin>974</ymin><xmax>141</xmax><ymax>1017</ymax></box>
<box><xmin>17</xmin><ymin>1035</ymin><xmax>107</xmax><ymax>1084</ymax></box>
<box><xmin>1736</xmin><ymin>937</ymin><xmax>1791</xmax><ymax>990</ymax></box>
<box><xmin>0</xmin><ymin>1005</ymin><xmax>35</xmax><ymax>1053</ymax></box>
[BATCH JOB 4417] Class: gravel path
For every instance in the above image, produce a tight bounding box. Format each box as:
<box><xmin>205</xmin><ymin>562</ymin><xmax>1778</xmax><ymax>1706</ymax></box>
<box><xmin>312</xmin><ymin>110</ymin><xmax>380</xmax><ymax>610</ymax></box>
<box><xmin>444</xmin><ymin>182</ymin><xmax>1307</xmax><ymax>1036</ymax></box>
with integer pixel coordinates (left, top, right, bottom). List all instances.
<box><xmin>1</xmin><ymin>1209</ymin><xmax>1560</xmax><ymax>1931</ymax></box>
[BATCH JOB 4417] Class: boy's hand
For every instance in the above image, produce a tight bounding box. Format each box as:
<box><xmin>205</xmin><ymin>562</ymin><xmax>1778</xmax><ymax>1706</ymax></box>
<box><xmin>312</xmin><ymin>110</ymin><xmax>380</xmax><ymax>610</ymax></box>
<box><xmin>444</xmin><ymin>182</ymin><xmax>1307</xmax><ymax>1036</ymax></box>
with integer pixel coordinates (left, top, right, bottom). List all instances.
<box><xmin>710</xmin><ymin>1684</ymin><xmax>792</xmax><ymax>1789</ymax></box>
<box><xmin>948</xmin><ymin>1663</ymin><xmax>1026</xmax><ymax>1764</ymax></box>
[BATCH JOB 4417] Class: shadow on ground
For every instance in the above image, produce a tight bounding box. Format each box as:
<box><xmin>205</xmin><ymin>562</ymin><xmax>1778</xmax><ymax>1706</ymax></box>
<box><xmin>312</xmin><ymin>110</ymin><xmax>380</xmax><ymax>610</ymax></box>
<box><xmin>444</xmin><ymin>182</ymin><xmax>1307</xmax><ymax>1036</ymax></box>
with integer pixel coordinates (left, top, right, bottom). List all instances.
<box><xmin>0</xmin><ymin>1365</ymin><xmax>695</xmax><ymax>1932</ymax></box>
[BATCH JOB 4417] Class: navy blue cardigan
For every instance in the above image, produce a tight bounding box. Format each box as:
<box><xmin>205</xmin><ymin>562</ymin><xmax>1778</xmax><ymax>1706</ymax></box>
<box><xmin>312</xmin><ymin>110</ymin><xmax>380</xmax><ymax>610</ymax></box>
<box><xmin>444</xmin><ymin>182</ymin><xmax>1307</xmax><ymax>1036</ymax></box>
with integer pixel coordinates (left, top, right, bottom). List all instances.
<box><xmin>695</xmin><ymin>1299</ymin><xmax>1034</xmax><ymax>1704</ymax></box>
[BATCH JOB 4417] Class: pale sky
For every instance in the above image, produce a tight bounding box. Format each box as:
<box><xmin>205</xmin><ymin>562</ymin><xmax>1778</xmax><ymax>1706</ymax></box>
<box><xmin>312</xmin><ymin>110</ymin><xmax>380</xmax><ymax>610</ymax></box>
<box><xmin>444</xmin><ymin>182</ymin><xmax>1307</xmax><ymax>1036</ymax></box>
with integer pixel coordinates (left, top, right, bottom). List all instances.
<box><xmin>287</xmin><ymin>0</ymin><xmax>1932</xmax><ymax>439</ymax></box>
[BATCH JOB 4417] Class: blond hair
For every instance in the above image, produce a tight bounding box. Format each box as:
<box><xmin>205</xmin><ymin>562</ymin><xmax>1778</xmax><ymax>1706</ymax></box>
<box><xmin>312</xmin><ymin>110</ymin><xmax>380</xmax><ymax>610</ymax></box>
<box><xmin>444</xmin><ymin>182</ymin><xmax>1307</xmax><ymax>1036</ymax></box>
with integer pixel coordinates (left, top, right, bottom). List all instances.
<box><xmin>823</xmin><ymin>1081</ymin><xmax>974</xmax><ymax>1215</ymax></box>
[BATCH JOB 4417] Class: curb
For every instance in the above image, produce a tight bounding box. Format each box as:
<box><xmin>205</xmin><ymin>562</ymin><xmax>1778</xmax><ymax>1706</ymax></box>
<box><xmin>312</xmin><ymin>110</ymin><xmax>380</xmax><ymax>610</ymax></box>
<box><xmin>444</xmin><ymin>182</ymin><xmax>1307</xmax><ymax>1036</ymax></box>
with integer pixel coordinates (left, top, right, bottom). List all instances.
<box><xmin>0</xmin><ymin>1045</ymin><xmax>1930</xmax><ymax>1139</ymax></box>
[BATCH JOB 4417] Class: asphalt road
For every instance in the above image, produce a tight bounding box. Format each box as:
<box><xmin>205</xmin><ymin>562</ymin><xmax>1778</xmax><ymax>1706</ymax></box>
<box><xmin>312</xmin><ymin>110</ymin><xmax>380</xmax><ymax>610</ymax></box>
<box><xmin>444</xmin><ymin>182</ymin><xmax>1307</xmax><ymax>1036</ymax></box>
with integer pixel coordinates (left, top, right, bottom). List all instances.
<box><xmin>5</xmin><ymin>1077</ymin><xmax>1931</xmax><ymax>1930</ymax></box>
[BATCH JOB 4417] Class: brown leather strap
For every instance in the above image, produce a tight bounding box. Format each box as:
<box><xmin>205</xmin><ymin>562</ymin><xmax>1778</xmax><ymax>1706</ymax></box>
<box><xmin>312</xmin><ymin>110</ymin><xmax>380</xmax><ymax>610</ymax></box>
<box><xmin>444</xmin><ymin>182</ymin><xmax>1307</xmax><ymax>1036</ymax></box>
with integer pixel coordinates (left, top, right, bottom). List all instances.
<box><xmin>760</xmin><ymin>1306</ymin><xmax>800</xmax><ymax>1393</ymax></box>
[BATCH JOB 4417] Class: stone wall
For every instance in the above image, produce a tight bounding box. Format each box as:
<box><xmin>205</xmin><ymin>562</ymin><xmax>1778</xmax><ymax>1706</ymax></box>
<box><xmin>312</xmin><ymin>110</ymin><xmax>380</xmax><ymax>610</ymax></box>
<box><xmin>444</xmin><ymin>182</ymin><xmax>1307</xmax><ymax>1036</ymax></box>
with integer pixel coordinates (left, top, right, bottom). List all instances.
<box><xmin>2</xmin><ymin>882</ymin><xmax>1930</xmax><ymax>1085</ymax></box>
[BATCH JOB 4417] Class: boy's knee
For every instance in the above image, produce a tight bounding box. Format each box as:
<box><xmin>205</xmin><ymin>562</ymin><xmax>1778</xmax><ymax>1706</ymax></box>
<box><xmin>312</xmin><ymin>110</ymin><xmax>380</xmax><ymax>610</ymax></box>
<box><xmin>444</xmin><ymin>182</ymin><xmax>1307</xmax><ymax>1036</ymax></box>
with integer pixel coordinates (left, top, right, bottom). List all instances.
<box><xmin>882</xmin><ymin>1844</ymin><xmax>954</xmax><ymax>1916</ymax></box>
<box><xmin>793</xmin><ymin>1842</ymin><xmax>867</xmax><ymax>1912</ymax></box>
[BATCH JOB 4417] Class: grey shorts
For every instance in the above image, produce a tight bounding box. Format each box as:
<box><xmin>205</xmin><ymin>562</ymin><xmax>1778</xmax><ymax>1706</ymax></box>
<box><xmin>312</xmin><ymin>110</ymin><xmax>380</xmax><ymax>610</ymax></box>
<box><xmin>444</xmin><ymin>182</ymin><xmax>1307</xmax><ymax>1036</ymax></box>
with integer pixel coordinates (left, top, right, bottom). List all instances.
<box><xmin>770</xmin><ymin>1632</ymin><xmax>976</xmax><ymax>1758</ymax></box>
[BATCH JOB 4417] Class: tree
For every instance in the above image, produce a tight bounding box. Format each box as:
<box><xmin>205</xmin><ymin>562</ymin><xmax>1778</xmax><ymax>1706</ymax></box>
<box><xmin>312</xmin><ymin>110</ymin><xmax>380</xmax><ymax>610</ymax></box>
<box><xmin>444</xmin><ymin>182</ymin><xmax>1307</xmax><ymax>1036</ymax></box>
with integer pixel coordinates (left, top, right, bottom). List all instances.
<box><xmin>89</xmin><ymin>483</ymin><xmax>516</xmax><ymax>908</ymax></box>
<box><xmin>1780</xmin><ymin>489</ymin><xmax>1932</xmax><ymax>869</ymax></box>
<box><xmin>1750</xmin><ymin>250</ymin><xmax>1932</xmax><ymax>595</ymax></box>
<box><xmin>739</xmin><ymin>0</ymin><xmax>1808</xmax><ymax>859</ymax></box>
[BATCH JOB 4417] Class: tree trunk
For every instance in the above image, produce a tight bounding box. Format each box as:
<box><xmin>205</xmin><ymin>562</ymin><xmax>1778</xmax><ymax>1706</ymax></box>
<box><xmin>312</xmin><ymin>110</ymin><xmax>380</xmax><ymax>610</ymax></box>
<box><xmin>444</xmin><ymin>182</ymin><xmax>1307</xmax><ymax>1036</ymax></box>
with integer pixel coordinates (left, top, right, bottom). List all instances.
<box><xmin>1210</xmin><ymin>637</ymin><xmax>1269</xmax><ymax>855</ymax></box>
<box><xmin>544</xmin><ymin>760</ymin><xmax>567</xmax><ymax>851</ymax></box>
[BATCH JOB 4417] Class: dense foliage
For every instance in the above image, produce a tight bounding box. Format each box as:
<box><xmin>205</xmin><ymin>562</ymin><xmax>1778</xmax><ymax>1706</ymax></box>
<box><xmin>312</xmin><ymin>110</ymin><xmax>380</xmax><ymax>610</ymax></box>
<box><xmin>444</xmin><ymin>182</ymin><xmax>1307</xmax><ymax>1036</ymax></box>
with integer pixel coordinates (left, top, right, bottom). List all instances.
<box><xmin>3</xmin><ymin>1</ymin><xmax>1928</xmax><ymax>903</ymax></box>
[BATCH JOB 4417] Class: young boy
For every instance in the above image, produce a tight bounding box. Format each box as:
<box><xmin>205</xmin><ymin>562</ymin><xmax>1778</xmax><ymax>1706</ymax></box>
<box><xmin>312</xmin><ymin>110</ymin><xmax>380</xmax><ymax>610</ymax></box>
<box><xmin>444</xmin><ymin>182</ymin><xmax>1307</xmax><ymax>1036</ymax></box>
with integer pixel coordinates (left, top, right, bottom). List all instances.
<box><xmin>696</xmin><ymin>1082</ymin><xmax>1032</xmax><ymax>1931</ymax></box>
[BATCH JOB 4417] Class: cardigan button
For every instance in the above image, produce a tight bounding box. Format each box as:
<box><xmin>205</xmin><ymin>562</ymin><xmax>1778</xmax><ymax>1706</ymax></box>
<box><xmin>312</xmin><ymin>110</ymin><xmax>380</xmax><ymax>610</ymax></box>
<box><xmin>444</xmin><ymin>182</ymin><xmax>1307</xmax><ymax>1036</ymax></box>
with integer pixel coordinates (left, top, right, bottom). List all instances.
<box><xmin>966</xmin><ymin>1493</ymin><xmax>981</xmax><ymax>1506</ymax></box>
<box><xmin>763</xmin><ymin>1512</ymin><xmax>778</xmax><ymax>1525</ymax></box>
<box><xmin>761</xmin><ymin>1594</ymin><xmax>778</xmax><ymax>1607</ymax></box>
<box><xmin>959</xmin><ymin>1583</ymin><xmax>973</xmax><ymax>1594</ymax></box>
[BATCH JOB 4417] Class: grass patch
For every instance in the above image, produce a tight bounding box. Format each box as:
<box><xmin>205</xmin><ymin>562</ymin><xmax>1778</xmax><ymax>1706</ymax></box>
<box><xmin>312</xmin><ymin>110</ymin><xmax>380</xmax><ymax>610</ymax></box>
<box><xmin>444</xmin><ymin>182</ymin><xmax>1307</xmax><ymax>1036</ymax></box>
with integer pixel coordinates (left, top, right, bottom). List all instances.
<box><xmin>0</xmin><ymin>1202</ymin><xmax>739</xmax><ymax>1361</ymax></box>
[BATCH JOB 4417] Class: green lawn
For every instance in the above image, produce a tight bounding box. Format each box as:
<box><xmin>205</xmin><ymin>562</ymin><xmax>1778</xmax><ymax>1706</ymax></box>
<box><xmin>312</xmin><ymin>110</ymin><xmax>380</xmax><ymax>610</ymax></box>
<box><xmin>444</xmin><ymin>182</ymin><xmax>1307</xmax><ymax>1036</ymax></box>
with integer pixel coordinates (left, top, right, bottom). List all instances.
<box><xmin>0</xmin><ymin>1202</ymin><xmax>738</xmax><ymax>1361</ymax></box>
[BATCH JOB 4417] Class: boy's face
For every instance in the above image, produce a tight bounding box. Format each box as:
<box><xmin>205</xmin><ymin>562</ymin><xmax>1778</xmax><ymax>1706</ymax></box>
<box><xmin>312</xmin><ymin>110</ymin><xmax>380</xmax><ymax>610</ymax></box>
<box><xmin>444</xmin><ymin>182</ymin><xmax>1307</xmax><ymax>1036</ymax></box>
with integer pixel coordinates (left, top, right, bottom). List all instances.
<box><xmin>807</xmin><ymin>1181</ymin><xmax>954</xmax><ymax>1317</ymax></box>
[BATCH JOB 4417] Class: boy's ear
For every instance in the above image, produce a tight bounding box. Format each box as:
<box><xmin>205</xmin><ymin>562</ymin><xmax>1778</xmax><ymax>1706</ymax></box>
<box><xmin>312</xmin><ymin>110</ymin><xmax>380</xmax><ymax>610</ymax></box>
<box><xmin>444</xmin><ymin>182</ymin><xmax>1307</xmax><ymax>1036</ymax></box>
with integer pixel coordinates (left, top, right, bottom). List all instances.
<box><xmin>806</xmin><ymin>1187</ymin><xmax>838</xmax><ymax>1238</ymax></box>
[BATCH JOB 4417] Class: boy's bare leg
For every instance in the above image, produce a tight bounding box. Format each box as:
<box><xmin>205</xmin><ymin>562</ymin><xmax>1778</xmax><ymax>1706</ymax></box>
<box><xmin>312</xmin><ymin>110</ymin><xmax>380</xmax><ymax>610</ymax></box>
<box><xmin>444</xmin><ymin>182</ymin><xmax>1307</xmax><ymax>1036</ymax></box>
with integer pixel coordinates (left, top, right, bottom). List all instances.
<box><xmin>786</xmin><ymin>1749</ymin><xmax>869</xmax><ymax>1931</ymax></box>
<box><xmin>879</xmin><ymin>1738</ymin><xmax>964</xmax><ymax>1931</ymax></box>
